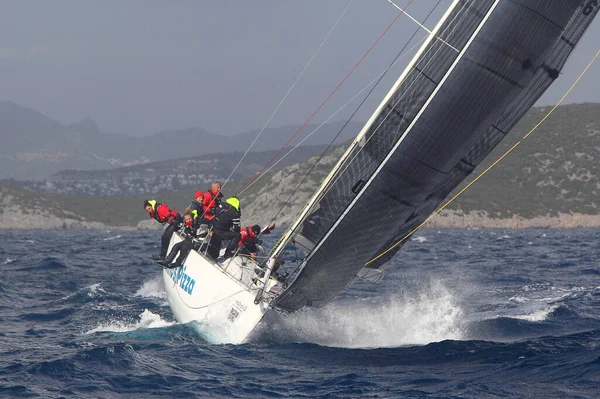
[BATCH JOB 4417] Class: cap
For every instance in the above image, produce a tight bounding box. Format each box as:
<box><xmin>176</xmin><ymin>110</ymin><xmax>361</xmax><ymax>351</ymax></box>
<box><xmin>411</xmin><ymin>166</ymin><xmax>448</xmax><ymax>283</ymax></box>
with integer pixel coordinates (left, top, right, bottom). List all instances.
<box><xmin>195</xmin><ymin>190</ymin><xmax>204</xmax><ymax>200</ymax></box>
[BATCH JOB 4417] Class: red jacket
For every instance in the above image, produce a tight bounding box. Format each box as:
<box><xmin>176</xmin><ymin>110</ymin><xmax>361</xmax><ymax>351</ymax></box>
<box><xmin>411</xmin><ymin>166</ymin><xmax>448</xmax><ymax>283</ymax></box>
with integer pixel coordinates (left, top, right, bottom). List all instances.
<box><xmin>148</xmin><ymin>201</ymin><xmax>179</xmax><ymax>224</ymax></box>
<box><xmin>238</xmin><ymin>226</ymin><xmax>258</xmax><ymax>245</ymax></box>
<box><xmin>202</xmin><ymin>189</ymin><xmax>223</xmax><ymax>220</ymax></box>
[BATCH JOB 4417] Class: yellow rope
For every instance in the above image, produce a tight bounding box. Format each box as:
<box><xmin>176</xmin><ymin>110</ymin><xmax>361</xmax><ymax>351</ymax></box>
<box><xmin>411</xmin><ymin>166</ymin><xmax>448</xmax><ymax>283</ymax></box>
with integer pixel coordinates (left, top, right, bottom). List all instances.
<box><xmin>366</xmin><ymin>48</ymin><xmax>600</xmax><ymax>266</ymax></box>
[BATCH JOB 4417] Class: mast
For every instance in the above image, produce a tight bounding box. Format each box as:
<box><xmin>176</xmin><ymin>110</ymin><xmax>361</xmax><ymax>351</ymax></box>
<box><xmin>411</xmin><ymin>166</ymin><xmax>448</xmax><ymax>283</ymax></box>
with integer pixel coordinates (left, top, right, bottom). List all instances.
<box><xmin>257</xmin><ymin>0</ymin><xmax>598</xmax><ymax>310</ymax></box>
<box><xmin>265</xmin><ymin>0</ymin><xmax>463</xmax><ymax>263</ymax></box>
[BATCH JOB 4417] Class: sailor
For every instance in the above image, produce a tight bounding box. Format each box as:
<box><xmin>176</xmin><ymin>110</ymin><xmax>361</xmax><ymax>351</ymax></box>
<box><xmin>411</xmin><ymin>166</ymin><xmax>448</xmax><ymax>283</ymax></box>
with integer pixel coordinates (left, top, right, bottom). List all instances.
<box><xmin>190</xmin><ymin>190</ymin><xmax>211</xmax><ymax>226</ymax></box>
<box><xmin>143</xmin><ymin>199</ymin><xmax>183</xmax><ymax>261</ymax></box>
<box><xmin>189</xmin><ymin>190</ymin><xmax>204</xmax><ymax>214</ymax></box>
<box><xmin>209</xmin><ymin>196</ymin><xmax>241</xmax><ymax>259</ymax></box>
<box><xmin>158</xmin><ymin>208</ymin><xmax>210</xmax><ymax>268</ymax></box>
<box><xmin>202</xmin><ymin>181</ymin><xmax>223</xmax><ymax>220</ymax></box>
<box><xmin>238</xmin><ymin>225</ymin><xmax>261</xmax><ymax>258</ymax></box>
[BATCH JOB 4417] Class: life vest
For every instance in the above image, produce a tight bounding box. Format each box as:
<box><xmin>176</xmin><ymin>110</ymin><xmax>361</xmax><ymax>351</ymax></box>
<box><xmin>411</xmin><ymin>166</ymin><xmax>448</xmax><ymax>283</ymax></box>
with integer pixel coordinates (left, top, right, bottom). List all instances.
<box><xmin>239</xmin><ymin>226</ymin><xmax>256</xmax><ymax>242</ymax></box>
<box><xmin>238</xmin><ymin>226</ymin><xmax>257</xmax><ymax>246</ymax></box>
<box><xmin>208</xmin><ymin>189</ymin><xmax>222</xmax><ymax>207</ymax></box>
<box><xmin>203</xmin><ymin>189</ymin><xmax>223</xmax><ymax>220</ymax></box>
<box><xmin>147</xmin><ymin>200</ymin><xmax>179</xmax><ymax>224</ymax></box>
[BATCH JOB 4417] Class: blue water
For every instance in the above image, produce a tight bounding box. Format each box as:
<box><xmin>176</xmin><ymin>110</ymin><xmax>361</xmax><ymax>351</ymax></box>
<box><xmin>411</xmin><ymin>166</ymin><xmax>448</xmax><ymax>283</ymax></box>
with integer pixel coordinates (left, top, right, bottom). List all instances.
<box><xmin>1</xmin><ymin>229</ymin><xmax>599</xmax><ymax>398</ymax></box>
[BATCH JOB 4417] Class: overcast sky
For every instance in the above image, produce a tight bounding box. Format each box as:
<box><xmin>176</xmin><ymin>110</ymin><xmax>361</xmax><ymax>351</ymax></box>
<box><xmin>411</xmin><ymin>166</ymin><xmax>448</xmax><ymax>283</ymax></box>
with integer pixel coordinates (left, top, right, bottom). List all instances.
<box><xmin>1</xmin><ymin>1</ymin><xmax>598</xmax><ymax>137</ymax></box>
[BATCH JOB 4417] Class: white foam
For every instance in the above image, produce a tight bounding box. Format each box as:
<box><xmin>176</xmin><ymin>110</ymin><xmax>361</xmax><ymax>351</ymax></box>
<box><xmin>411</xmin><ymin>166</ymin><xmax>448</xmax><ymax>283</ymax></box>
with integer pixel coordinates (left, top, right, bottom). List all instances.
<box><xmin>85</xmin><ymin>309</ymin><xmax>175</xmax><ymax>334</ymax></box>
<box><xmin>86</xmin><ymin>283</ymin><xmax>105</xmax><ymax>297</ymax></box>
<box><xmin>512</xmin><ymin>303</ymin><xmax>559</xmax><ymax>322</ymax></box>
<box><xmin>103</xmin><ymin>235</ymin><xmax>122</xmax><ymax>241</ymax></box>
<box><xmin>2</xmin><ymin>257</ymin><xmax>16</xmax><ymax>265</ymax></box>
<box><xmin>135</xmin><ymin>276</ymin><xmax>166</xmax><ymax>299</ymax></box>
<box><xmin>509</xmin><ymin>295</ymin><xmax>530</xmax><ymax>303</ymax></box>
<box><xmin>277</xmin><ymin>281</ymin><xmax>464</xmax><ymax>348</ymax></box>
<box><xmin>61</xmin><ymin>283</ymin><xmax>105</xmax><ymax>300</ymax></box>
<box><xmin>411</xmin><ymin>236</ymin><xmax>427</xmax><ymax>243</ymax></box>
<box><xmin>497</xmin><ymin>235</ymin><xmax>510</xmax><ymax>240</ymax></box>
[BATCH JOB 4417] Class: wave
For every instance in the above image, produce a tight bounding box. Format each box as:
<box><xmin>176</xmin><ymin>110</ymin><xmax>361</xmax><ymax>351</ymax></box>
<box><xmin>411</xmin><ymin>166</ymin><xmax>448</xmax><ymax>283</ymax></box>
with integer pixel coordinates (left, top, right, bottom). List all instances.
<box><xmin>60</xmin><ymin>283</ymin><xmax>107</xmax><ymax>302</ymax></box>
<box><xmin>135</xmin><ymin>276</ymin><xmax>166</xmax><ymax>299</ymax></box>
<box><xmin>512</xmin><ymin>303</ymin><xmax>561</xmax><ymax>322</ymax></box>
<box><xmin>17</xmin><ymin>257</ymin><xmax>67</xmax><ymax>271</ymax></box>
<box><xmin>85</xmin><ymin>309</ymin><xmax>175</xmax><ymax>334</ymax></box>
<box><xmin>258</xmin><ymin>280</ymin><xmax>464</xmax><ymax>348</ymax></box>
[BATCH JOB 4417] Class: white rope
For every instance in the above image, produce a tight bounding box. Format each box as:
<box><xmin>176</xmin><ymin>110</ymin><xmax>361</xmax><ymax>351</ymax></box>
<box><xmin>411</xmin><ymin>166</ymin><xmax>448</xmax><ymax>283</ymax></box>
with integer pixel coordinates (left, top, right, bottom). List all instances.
<box><xmin>387</xmin><ymin>0</ymin><xmax>460</xmax><ymax>53</ymax></box>
<box><xmin>313</xmin><ymin>0</ymin><xmax>472</xmax><ymax>199</ymax></box>
<box><xmin>241</xmin><ymin>37</ymin><xmax>427</xmax><ymax>194</ymax></box>
<box><xmin>265</xmin><ymin>0</ymin><xmax>473</xmax><ymax>264</ymax></box>
<box><xmin>244</xmin><ymin>0</ymin><xmax>469</xmax><ymax>195</ymax></box>
<box><xmin>220</xmin><ymin>0</ymin><xmax>356</xmax><ymax>193</ymax></box>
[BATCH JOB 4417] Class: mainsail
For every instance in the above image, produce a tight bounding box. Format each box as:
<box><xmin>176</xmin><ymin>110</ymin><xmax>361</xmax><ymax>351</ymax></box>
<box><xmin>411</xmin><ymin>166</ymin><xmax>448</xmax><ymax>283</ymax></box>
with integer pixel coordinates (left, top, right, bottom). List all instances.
<box><xmin>264</xmin><ymin>0</ymin><xmax>599</xmax><ymax>312</ymax></box>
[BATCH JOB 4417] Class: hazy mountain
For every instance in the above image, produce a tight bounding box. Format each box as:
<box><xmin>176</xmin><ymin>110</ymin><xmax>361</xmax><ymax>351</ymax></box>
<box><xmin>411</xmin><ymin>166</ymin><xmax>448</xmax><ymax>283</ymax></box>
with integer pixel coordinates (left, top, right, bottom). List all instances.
<box><xmin>11</xmin><ymin>145</ymin><xmax>332</xmax><ymax>197</ymax></box>
<box><xmin>0</xmin><ymin>101</ymin><xmax>361</xmax><ymax>180</ymax></box>
<box><xmin>3</xmin><ymin>103</ymin><xmax>599</xmax><ymax>230</ymax></box>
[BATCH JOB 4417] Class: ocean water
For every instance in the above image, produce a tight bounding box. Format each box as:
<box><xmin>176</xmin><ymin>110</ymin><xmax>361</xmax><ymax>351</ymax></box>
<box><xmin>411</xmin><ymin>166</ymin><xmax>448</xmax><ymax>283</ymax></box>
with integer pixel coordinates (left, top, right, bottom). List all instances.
<box><xmin>1</xmin><ymin>229</ymin><xmax>599</xmax><ymax>399</ymax></box>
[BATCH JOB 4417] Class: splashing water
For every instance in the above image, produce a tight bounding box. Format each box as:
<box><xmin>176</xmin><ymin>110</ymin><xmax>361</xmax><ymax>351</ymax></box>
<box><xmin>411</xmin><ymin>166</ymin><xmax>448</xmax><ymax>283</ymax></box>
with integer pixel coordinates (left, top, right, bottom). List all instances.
<box><xmin>512</xmin><ymin>303</ymin><xmax>561</xmax><ymax>322</ymax></box>
<box><xmin>275</xmin><ymin>280</ymin><xmax>464</xmax><ymax>348</ymax></box>
<box><xmin>85</xmin><ymin>309</ymin><xmax>175</xmax><ymax>334</ymax></box>
<box><xmin>135</xmin><ymin>276</ymin><xmax>166</xmax><ymax>299</ymax></box>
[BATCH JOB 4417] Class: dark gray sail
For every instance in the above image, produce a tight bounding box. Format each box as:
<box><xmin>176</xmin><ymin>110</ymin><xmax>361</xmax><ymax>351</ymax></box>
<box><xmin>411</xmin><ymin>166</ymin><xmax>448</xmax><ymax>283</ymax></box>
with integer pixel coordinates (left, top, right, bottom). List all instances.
<box><xmin>271</xmin><ymin>0</ymin><xmax>599</xmax><ymax>312</ymax></box>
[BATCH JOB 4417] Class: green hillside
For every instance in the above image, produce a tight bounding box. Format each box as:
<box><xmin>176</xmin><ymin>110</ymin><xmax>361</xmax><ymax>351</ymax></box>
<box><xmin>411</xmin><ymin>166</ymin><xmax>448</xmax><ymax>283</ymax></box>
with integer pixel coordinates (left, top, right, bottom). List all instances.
<box><xmin>1</xmin><ymin>103</ymin><xmax>599</xmax><ymax>228</ymax></box>
<box><xmin>448</xmin><ymin>103</ymin><xmax>600</xmax><ymax>218</ymax></box>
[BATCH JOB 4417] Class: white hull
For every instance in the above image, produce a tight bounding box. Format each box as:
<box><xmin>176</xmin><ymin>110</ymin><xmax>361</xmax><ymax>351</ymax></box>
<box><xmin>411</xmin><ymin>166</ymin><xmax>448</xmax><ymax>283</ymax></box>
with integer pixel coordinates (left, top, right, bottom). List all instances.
<box><xmin>162</xmin><ymin>233</ymin><xmax>278</xmax><ymax>344</ymax></box>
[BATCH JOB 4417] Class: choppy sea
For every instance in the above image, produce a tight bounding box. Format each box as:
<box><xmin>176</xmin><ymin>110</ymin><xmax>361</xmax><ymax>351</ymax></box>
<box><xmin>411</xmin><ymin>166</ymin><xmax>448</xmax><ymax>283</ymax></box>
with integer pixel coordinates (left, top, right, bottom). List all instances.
<box><xmin>1</xmin><ymin>228</ymin><xmax>599</xmax><ymax>398</ymax></box>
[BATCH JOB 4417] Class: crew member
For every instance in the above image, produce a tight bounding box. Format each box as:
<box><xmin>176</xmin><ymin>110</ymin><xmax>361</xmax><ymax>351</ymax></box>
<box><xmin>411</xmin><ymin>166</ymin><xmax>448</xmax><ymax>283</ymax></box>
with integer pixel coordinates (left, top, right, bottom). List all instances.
<box><xmin>189</xmin><ymin>190</ymin><xmax>204</xmax><ymax>214</ymax></box>
<box><xmin>202</xmin><ymin>181</ymin><xmax>223</xmax><ymax>220</ymax></box>
<box><xmin>158</xmin><ymin>208</ymin><xmax>210</xmax><ymax>268</ymax></box>
<box><xmin>144</xmin><ymin>199</ymin><xmax>183</xmax><ymax>260</ymax></box>
<box><xmin>239</xmin><ymin>225</ymin><xmax>261</xmax><ymax>258</ymax></box>
<box><xmin>209</xmin><ymin>196</ymin><xmax>241</xmax><ymax>259</ymax></box>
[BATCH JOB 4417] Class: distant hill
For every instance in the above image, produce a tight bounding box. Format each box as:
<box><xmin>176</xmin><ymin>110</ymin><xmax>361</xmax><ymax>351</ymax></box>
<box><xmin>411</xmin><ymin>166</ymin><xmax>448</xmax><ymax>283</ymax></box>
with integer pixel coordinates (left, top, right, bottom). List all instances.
<box><xmin>1</xmin><ymin>103</ymin><xmax>600</xmax><ymax>229</ymax></box>
<box><xmin>9</xmin><ymin>145</ymin><xmax>331</xmax><ymax>196</ymax></box>
<box><xmin>0</xmin><ymin>101</ymin><xmax>361</xmax><ymax>180</ymax></box>
<box><xmin>238</xmin><ymin>103</ymin><xmax>600</xmax><ymax>227</ymax></box>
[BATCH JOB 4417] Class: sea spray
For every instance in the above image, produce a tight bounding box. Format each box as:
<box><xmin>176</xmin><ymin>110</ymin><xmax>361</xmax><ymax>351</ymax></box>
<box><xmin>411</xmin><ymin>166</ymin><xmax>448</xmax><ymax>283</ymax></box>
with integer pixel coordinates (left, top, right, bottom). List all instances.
<box><xmin>273</xmin><ymin>279</ymin><xmax>464</xmax><ymax>348</ymax></box>
<box><xmin>85</xmin><ymin>309</ymin><xmax>175</xmax><ymax>334</ymax></box>
<box><xmin>135</xmin><ymin>275</ymin><xmax>166</xmax><ymax>299</ymax></box>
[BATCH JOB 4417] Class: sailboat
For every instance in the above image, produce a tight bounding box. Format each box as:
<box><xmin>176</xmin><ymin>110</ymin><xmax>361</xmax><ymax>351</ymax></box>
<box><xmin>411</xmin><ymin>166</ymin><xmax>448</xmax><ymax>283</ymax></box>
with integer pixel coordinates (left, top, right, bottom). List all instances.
<box><xmin>162</xmin><ymin>0</ymin><xmax>599</xmax><ymax>344</ymax></box>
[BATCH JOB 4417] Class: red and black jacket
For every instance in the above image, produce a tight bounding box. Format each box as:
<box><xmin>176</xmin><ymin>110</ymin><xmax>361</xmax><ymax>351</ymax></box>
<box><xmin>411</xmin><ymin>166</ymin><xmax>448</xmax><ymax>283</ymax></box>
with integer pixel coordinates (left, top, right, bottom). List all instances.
<box><xmin>147</xmin><ymin>200</ymin><xmax>180</xmax><ymax>224</ymax></box>
<box><xmin>239</xmin><ymin>226</ymin><xmax>258</xmax><ymax>245</ymax></box>
<box><xmin>202</xmin><ymin>189</ymin><xmax>223</xmax><ymax>220</ymax></box>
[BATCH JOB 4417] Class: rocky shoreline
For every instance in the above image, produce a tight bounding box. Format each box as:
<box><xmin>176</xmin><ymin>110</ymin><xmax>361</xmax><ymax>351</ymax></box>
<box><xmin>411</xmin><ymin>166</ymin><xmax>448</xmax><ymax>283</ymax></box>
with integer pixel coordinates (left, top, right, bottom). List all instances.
<box><xmin>2</xmin><ymin>206</ymin><xmax>600</xmax><ymax>230</ymax></box>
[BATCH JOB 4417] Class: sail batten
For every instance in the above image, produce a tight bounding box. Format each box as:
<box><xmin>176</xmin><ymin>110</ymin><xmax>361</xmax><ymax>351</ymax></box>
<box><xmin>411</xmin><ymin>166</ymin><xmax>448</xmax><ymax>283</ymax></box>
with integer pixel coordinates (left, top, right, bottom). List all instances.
<box><xmin>269</xmin><ymin>0</ymin><xmax>598</xmax><ymax>312</ymax></box>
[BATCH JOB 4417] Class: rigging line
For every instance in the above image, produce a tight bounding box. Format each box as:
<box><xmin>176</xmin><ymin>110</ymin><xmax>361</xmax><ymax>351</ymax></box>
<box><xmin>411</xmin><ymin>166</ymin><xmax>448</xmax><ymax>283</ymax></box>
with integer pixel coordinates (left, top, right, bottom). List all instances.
<box><xmin>366</xmin><ymin>48</ymin><xmax>600</xmax><ymax>266</ymax></box>
<box><xmin>321</xmin><ymin>0</ymin><xmax>471</xmax><ymax>188</ymax></box>
<box><xmin>387</xmin><ymin>0</ymin><xmax>460</xmax><ymax>53</ymax></box>
<box><xmin>219</xmin><ymin>0</ymin><xmax>356</xmax><ymax>193</ymax></box>
<box><xmin>265</xmin><ymin>0</ymin><xmax>472</xmax><ymax>262</ymax></box>
<box><xmin>243</xmin><ymin>37</ymin><xmax>426</xmax><ymax>195</ymax></box>
<box><xmin>262</xmin><ymin>0</ymin><xmax>446</xmax><ymax>226</ymax></box>
<box><xmin>312</xmin><ymin>0</ymin><xmax>471</xmax><ymax>194</ymax></box>
<box><xmin>238</xmin><ymin>0</ymin><xmax>416</xmax><ymax>195</ymax></box>
<box><xmin>279</xmin><ymin>0</ymin><xmax>472</xmax><ymax>225</ymax></box>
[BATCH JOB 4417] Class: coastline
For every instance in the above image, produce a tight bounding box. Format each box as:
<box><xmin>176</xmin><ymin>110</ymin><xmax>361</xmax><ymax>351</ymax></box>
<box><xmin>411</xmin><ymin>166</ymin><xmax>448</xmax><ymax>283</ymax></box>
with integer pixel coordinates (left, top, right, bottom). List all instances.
<box><xmin>1</xmin><ymin>208</ymin><xmax>600</xmax><ymax>230</ymax></box>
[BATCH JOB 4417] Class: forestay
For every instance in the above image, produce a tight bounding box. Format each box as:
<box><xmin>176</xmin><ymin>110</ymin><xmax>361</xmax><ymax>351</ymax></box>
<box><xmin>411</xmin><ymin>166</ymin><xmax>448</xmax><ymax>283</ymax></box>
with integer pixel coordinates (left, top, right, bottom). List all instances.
<box><xmin>268</xmin><ymin>0</ymin><xmax>599</xmax><ymax>312</ymax></box>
